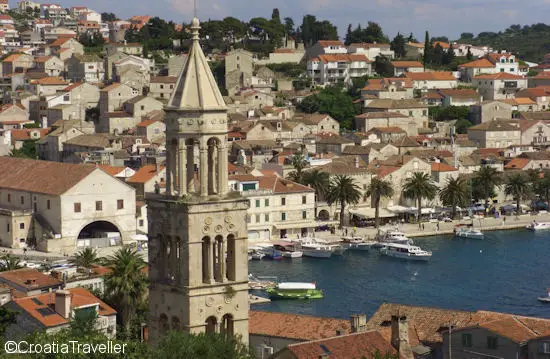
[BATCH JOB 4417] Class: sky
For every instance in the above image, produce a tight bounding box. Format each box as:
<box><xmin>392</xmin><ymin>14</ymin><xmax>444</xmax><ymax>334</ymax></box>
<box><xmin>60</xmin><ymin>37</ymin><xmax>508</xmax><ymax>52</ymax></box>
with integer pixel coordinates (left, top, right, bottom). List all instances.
<box><xmin>62</xmin><ymin>0</ymin><xmax>550</xmax><ymax>40</ymax></box>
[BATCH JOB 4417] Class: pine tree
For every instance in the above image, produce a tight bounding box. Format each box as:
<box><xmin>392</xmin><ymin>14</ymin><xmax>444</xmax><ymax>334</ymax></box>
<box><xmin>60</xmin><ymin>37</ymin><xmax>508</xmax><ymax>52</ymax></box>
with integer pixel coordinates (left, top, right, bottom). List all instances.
<box><xmin>423</xmin><ymin>30</ymin><xmax>431</xmax><ymax>66</ymax></box>
<box><xmin>391</xmin><ymin>32</ymin><xmax>406</xmax><ymax>58</ymax></box>
<box><xmin>443</xmin><ymin>43</ymin><xmax>456</xmax><ymax>65</ymax></box>
<box><xmin>344</xmin><ymin>24</ymin><xmax>353</xmax><ymax>46</ymax></box>
<box><xmin>271</xmin><ymin>8</ymin><xmax>281</xmax><ymax>24</ymax></box>
<box><xmin>407</xmin><ymin>32</ymin><xmax>416</xmax><ymax>43</ymax></box>
<box><xmin>466</xmin><ymin>46</ymin><xmax>473</xmax><ymax>60</ymax></box>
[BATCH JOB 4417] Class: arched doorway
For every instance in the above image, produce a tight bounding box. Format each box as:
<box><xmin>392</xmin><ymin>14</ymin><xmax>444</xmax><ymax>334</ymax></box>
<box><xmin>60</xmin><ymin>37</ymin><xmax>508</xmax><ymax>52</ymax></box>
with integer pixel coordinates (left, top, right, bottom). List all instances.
<box><xmin>318</xmin><ymin>210</ymin><xmax>330</xmax><ymax>221</ymax></box>
<box><xmin>77</xmin><ymin>221</ymin><xmax>121</xmax><ymax>248</ymax></box>
<box><xmin>205</xmin><ymin>316</ymin><xmax>217</xmax><ymax>334</ymax></box>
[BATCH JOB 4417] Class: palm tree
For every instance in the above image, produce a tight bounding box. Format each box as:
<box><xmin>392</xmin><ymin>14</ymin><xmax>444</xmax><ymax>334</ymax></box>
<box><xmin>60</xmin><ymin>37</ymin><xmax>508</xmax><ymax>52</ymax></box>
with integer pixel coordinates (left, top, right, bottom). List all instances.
<box><xmin>366</xmin><ymin>177</ymin><xmax>394</xmax><ymax>229</ymax></box>
<box><xmin>69</xmin><ymin>247</ymin><xmax>100</xmax><ymax>274</ymax></box>
<box><xmin>327</xmin><ymin>175</ymin><xmax>362</xmax><ymax>228</ymax></box>
<box><xmin>505</xmin><ymin>173</ymin><xmax>531</xmax><ymax>214</ymax></box>
<box><xmin>302</xmin><ymin>169</ymin><xmax>330</xmax><ymax>200</ymax></box>
<box><xmin>287</xmin><ymin>151</ymin><xmax>307</xmax><ymax>183</ymax></box>
<box><xmin>102</xmin><ymin>247</ymin><xmax>148</xmax><ymax>333</ymax></box>
<box><xmin>473</xmin><ymin>166</ymin><xmax>502</xmax><ymax>206</ymax></box>
<box><xmin>403</xmin><ymin>172</ymin><xmax>438</xmax><ymax>222</ymax></box>
<box><xmin>439</xmin><ymin>177</ymin><xmax>469</xmax><ymax>219</ymax></box>
<box><xmin>0</xmin><ymin>254</ymin><xmax>21</xmax><ymax>272</ymax></box>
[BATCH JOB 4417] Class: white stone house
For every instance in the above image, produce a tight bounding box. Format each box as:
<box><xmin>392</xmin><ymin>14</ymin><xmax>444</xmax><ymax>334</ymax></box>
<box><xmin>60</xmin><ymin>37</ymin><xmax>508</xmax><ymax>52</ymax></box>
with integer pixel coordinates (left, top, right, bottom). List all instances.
<box><xmin>391</xmin><ymin>61</ymin><xmax>424</xmax><ymax>76</ymax></box>
<box><xmin>0</xmin><ymin>157</ymin><xmax>136</xmax><ymax>253</ymax></box>
<box><xmin>404</xmin><ymin>72</ymin><xmax>458</xmax><ymax>91</ymax></box>
<box><xmin>467</xmin><ymin>120</ymin><xmax>521</xmax><ymax>148</ymax></box>
<box><xmin>472</xmin><ymin>73</ymin><xmax>528</xmax><ymax>101</ymax></box>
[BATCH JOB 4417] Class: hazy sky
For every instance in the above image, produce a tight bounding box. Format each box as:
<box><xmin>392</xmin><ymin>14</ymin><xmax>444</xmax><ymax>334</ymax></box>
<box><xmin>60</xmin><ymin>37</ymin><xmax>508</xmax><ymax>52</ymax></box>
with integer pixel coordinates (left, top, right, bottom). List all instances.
<box><xmin>69</xmin><ymin>0</ymin><xmax>550</xmax><ymax>39</ymax></box>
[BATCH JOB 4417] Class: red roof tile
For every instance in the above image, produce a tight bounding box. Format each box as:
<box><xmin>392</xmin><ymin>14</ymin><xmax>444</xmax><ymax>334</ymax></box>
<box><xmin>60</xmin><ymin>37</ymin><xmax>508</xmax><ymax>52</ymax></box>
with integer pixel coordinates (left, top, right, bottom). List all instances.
<box><xmin>474</xmin><ymin>72</ymin><xmax>524</xmax><ymax>80</ymax></box>
<box><xmin>0</xmin><ymin>268</ymin><xmax>61</xmax><ymax>290</ymax></box>
<box><xmin>431</xmin><ymin>162</ymin><xmax>457</xmax><ymax>172</ymax></box>
<box><xmin>504</xmin><ymin>158</ymin><xmax>530</xmax><ymax>169</ymax></box>
<box><xmin>127</xmin><ymin>165</ymin><xmax>164</xmax><ymax>184</ymax></box>
<box><xmin>405</xmin><ymin>71</ymin><xmax>456</xmax><ymax>81</ymax></box>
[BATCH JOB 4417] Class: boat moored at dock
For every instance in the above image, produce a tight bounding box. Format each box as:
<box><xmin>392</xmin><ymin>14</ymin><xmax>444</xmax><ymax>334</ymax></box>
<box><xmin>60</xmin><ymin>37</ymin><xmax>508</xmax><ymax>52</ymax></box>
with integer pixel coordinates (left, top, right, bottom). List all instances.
<box><xmin>273</xmin><ymin>242</ymin><xmax>303</xmax><ymax>258</ymax></box>
<box><xmin>342</xmin><ymin>237</ymin><xmax>376</xmax><ymax>251</ymax></box>
<box><xmin>454</xmin><ymin>226</ymin><xmax>484</xmax><ymax>239</ymax></box>
<box><xmin>527</xmin><ymin>221</ymin><xmax>550</xmax><ymax>231</ymax></box>
<box><xmin>538</xmin><ymin>288</ymin><xmax>550</xmax><ymax>303</ymax></box>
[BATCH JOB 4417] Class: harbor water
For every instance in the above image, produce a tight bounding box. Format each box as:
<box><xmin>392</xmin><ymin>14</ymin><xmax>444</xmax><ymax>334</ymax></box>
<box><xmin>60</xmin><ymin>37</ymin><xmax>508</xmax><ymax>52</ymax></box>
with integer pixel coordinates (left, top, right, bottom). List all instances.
<box><xmin>249</xmin><ymin>229</ymin><xmax>550</xmax><ymax>319</ymax></box>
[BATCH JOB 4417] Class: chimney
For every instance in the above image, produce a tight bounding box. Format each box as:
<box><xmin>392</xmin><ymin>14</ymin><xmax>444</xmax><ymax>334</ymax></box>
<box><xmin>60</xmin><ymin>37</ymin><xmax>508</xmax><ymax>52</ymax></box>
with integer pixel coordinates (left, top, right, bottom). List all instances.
<box><xmin>391</xmin><ymin>315</ymin><xmax>414</xmax><ymax>359</ymax></box>
<box><xmin>354</xmin><ymin>156</ymin><xmax>360</xmax><ymax>168</ymax></box>
<box><xmin>350</xmin><ymin>314</ymin><xmax>367</xmax><ymax>333</ymax></box>
<box><xmin>55</xmin><ymin>290</ymin><xmax>71</xmax><ymax>319</ymax></box>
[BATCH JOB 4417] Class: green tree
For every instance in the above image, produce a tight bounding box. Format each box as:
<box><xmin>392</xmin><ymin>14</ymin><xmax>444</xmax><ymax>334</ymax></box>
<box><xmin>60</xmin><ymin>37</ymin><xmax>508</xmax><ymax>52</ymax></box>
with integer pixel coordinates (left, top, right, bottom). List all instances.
<box><xmin>344</xmin><ymin>24</ymin><xmax>353</xmax><ymax>46</ymax></box>
<box><xmin>298</xmin><ymin>87</ymin><xmax>357</xmax><ymax>129</ymax></box>
<box><xmin>439</xmin><ymin>177</ymin><xmax>469</xmax><ymax>219</ymax></box>
<box><xmin>505</xmin><ymin>173</ymin><xmax>531</xmax><ymax>213</ymax></box>
<box><xmin>460</xmin><ymin>32</ymin><xmax>474</xmax><ymax>40</ymax></box>
<box><xmin>151</xmin><ymin>331</ymin><xmax>253</xmax><ymax>359</ymax></box>
<box><xmin>102</xmin><ymin>247</ymin><xmax>148</xmax><ymax>334</ymax></box>
<box><xmin>0</xmin><ymin>254</ymin><xmax>22</xmax><ymax>271</ymax></box>
<box><xmin>373</xmin><ymin>55</ymin><xmax>394</xmax><ymax>77</ymax></box>
<box><xmin>300</xmin><ymin>15</ymin><xmax>338</xmax><ymax>45</ymax></box>
<box><xmin>283</xmin><ymin>17</ymin><xmax>295</xmax><ymax>36</ymax></box>
<box><xmin>287</xmin><ymin>151</ymin><xmax>308</xmax><ymax>182</ymax></box>
<box><xmin>327</xmin><ymin>175</ymin><xmax>362</xmax><ymax>228</ymax></box>
<box><xmin>271</xmin><ymin>8</ymin><xmax>281</xmax><ymax>24</ymax></box>
<box><xmin>455</xmin><ymin>119</ymin><xmax>473</xmax><ymax>134</ymax></box>
<box><xmin>403</xmin><ymin>172</ymin><xmax>438</xmax><ymax>221</ymax></box>
<box><xmin>423</xmin><ymin>30</ymin><xmax>432</xmax><ymax>66</ymax></box>
<box><xmin>366</xmin><ymin>177</ymin><xmax>394</xmax><ymax>229</ymax></box>
<box><xmin>407</xmin><ymin>32</ymin><xmax>417</xmax><ymax>43</ymax></box>
<box><xmin>443</xmin><ymin>43</ymin><xmax>456</xmax><ymax>65</ymax></box>
<box><xmin>297</xmin><ymin>95</ymin><xmax>320</xmax><ymax>113</ymax></box>
<box><xmin>472</xmin><ymin>166</ymin><xmax>502</xmax><ymax>205</ymax></box>
<box><xmin>69</xmin><ymin>247</ymin><xmax>100</xmax><ymax>274</ymax></box>
<box><xmin>466</xmin><ymin>46</ymin><xmax>473</xmax><ymax>60</ymax></box>
<box><xmin>0</xmin><ymin>306</ymin><xmax>17</xmax><ymax>337</ymax></box>
<box><xmin>391</xmin><ymin>32</ymin><xmax>406</xmax><ymax>58</ymax></box>
<box><xmin>10</xmin><ymin>140</ymin><xmax>37</xmax><ymax>159</ymax></box>
<box><xmin>302</xmin><ymin>169</ymin><xmax>330</xmax><ymax>201</ymax></box>
<box><xmin>101</xmin><ymin>12</ymin><xmax>118</xmax><ymax>22</ymax></box>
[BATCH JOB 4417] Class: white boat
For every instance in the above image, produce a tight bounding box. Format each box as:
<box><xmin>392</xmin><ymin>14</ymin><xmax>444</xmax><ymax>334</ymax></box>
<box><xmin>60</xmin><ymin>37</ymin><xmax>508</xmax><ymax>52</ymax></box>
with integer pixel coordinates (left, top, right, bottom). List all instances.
<box><xmin>273</xmin><ymin>242</ymin><xmax>303</xmax><ymax>258</ymax></box>
<box><xmin>379</xmin><ymin>243</ymin><xmax>432</xmax><ymax>261</ymax></box>
<box><xmin>538</xmin><ymin>288</ymin><xmax>550</xmax><ymax>303</ymax></box>
<box><xmin>342</xmin><ymin>237</ymin><xmax>376</xmax><ymax>251</ymax></box>
<box><xmin>295</xmin><ymin>239</ymin><xmax>334</xmax><ymax>258</ymax></box>
<box><xmin>527</xmin><ymin>222</ymin><xmax>550</xmax><ymax>231</ymax></box>
<box><xmin>454</xmin><ymin>227</ymin><xmax>484</xmax><ymax>239</ymax></box>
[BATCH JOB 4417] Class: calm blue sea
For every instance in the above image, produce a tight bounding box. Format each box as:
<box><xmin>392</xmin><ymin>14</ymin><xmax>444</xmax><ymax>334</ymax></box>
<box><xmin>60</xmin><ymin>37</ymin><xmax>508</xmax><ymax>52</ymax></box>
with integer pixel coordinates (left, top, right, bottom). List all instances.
<box><xmin>249</xmin><ymin>229</ymin><xmax>550</xmax><ymax>319</ymax></box>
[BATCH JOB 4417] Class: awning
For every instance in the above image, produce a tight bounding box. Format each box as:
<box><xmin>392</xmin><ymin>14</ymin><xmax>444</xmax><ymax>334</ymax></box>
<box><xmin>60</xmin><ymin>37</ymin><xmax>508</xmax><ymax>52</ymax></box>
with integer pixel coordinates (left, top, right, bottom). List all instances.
<box><xmin>131</xmin><ymin>234</ymin><xmax>148</xmax><ymax>242</ymax></box>
<box><xmin>350</xmin><ymin>208</ymin><xmax>398</xmax><ymax>219</ymax></box>
<box><xmin>405</xmin><ymin>207</ymin><xmax>436</xmax><ymax>214</ymax></box>
<box><xmin>387</xmin><ymin>205</ymin><xmax>409</xmax><ymax>213</ymax></box>
<box><xmin>273</xmin><ymin>221</ymin><xmax>319</xmax><ymax>230</ymax></box>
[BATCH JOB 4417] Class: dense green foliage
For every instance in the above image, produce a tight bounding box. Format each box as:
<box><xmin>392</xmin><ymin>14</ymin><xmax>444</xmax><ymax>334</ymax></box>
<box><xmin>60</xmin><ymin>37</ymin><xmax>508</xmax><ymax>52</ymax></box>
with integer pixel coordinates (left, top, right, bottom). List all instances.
<box><xmin>10</xmin><ymin>140</ymin><xmax>37</xmax><ymax>159</ymax></box>
<box><xmin>472</xmin><ymin>166</ymin><xmax>502</xmax><ymax>204</ymax></box>
<box><xmin>79</xmin><ymin>33</ymin><xmax>104</xmax><ymax>54</ymax></box>
<box><xmin>287</xmin><ymin>151</ymin><xmax>308</xmax><ymax>183</ymax></box>
<box><xmin>439</xmin><ymin>177</ymin><xmax>470</xmax><ymax>218</ymax></box>
<box><xmin>390</xmin><ymin>33</ymin><xmax>406</xmax><ymax>58</ymax></box>
<box><xmin>101</xmin><ymin>12</ymin><xmax>118</xmax><ymax>22</ymax></box>
<box><xmin>344</xmin><ymin>22</ymin><xmax>388</xmax><ymax>45</ymax></box>
<box><xmin>366</xmin><ymin>178</ymin><xmax>394</xmax><ymax>228</ymax></box>
<box><xmin>266</xmin><ymin>62</ymin><xmax>306</xmax><ymax>78</ymax></box>
<box><xmin>505</xmin><ymin>173</ymin><xmax>531</xmax><ymax>213</ymax></box>
<box><xmin>0</xmin><ymin>254</ymin><xmax>22</xmax><ymax>271</ymax></box>
<box><xmin>373</xmin><ymin>55</ymin><xmax>394</xmax><ymax>77</ymax></box>
<box><xmin>297</xmin><ymin>86</ymin><xmax>357</xmax><ymax>129</ymax></box>
<box><xmin>69</xmin><ymin>248</ymin><xmax>100</xmax><ymax>274</ymax></box>
<box><xmin>456</xmin><ymin>23</ymin><xmax>550</xmax><ymax>62</ymax></box>
<box><xmin>125</xmin><ymin>17</ymin><xmax>176</xmax><ymax>52</ymax></box>
<box><xmin>0</xmin><ymin>306</ymin><xmax>17</xmax><ymax>338</ymax></box>
<box><xmin>302</xmin><ymin>169</ymin><xmax>331</xmax><ymax>201</ymax></box>
<box><xmin>403</xmin><ymin>172</ymin><xmax>439</xmax><ymax>220</ymax></box>
<box><xmin>327</xmin><ymin>175</ymin><xmax>362</xmax><ymax>228</ymax></box>
<box><xmin>300</xmin><ymin>15</ymin><xmax>338</xmax><ymax>46</ymax></box>
<box><xmin>429</xmin><ymin>106</ymin><xmax>470</xmax><ymax>122</ymax></box>
<box><xmin>152</xmin><ymin>332</ymin><xmax>253</xmax><ymax>359</ymax></box>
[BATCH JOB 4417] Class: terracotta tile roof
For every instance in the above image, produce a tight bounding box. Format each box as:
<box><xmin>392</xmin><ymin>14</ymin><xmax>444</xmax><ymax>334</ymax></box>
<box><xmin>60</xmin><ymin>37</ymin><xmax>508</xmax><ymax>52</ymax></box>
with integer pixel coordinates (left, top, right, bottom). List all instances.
<box><xmin>469</xmin><ymin>120</ymin><xmax>519</xmax><ymax>132</ymax></box>
<box><xmin>34</xmin><ymin>77</ymin><xmax>68</xmax><ymax>85</ymax></box>
<box><xmin>11</xmin><ymin>287</ymin><xmax>116</xmax><ymax>328</ymax></box>
<box><xmin>127</xmin><ymin>165</ymin><xmax>164</xmax><ymax>184</ymax></box>
<box><xmin>97</xmin><ymin>164</ymin><xmax>126</xmax><ymax>177</ymax></box>
<box><xmin>0</xmin><ymin>157</ymin><xmax>96</xmax><ymax>195</ymax></box>
<box><xmin>474</xmin><ymin>148</ymin><xmax>505</xmax><ymax>156</ymax></box>
<box><xmin>391</xmin><ymin>136</ymin><xmax>421</xmax><ymax>147</ymax></box>
<box><xmin>316</xmin><ymin>157</ymin><xmax>371</xmax><ymax>175</ymax></box>
<box><xmin>63</xmin><ymin>134</ymin><xmax>117</xmax><ymax>148</ymax></box>
<box><xmin>519</xmin><ymin>151</ymin><xmax>550</xmax><ymax>160</ymax></box>
<box><xmin>405</xmin><ymin>71</ymin><xmax>456</xmax><ymax>81</ymax></box>
<box><xmin>284</xmin><ymin>330</ymin><xmax>396</xmax><ymax>359</ymax></box>
<box><xmin>34</xmin><ymin>56</ymin><xmax>53</xmax><ymax>63</ymax></box>
<box><xmin>474</xmin><ymin>72</ymin><xmax>524</xmax><ymax>80</ymax></box>
<box><xmin>62</xmin><ymin>82</ymin><xmax>83</xmax><ymax>92</ymax></box>
<box><xmin>355</xmin><ymin>111</ymin><xmax>408</xmax><ymax>119</ymax></box>
<box><xmin>375</xmin><ymin>164</ymin><xmax>400</xmax><ymax>178</ymax></box>
<box><xmin>229</xmin><ymin>174</ymin><xmax>258</xmax><ymax>182</ymax></box>
<box><xmin>365</xmin><ymin>99</ymin><xmax>427</xmax><ymax>109</ymax></box>
<box><xmin>431</xmin><ymin>162</ymin><xmax>457</xmax><ymax>172</ymax></box>
<box><xmin>368</xmin><ymin>126</ymin><xmax>405</xmax><ymax>134</ymax></box>
<box><xmin>0</xmin><ymin>268</ymin><xmax>62</xmax><ymax>291</ymax></box>
<box><xmin>318</xmin><ymin>40</ymin><xmax>344</xmax><ymax>47</ymax></box>
<box><xmin>101</xmin><ymin>83</ymin><xmax>121</xmax><ymax>92</ymax></box>
<box><xmin>520</xmin><ymin>111</ymin><xmax>550</xmax><ymax>121</ymax></box>
<box><xmin>504</xmin><ymin>158</ymin><xmax>530</xmax><ymax>169</ymax></box>
<box><xmin>391</xmin><ymin>61</ymin><xmax>423</xmax><ymax>68</ymax></box>
<box><xmin>249</xmin><ymin>311</ymin><xmax>350</xmax><ymax>341</ymax></box>
<box><xmin>438</xmin><ymin>88</ymin><xmax>480</xmax><ymax>99</ymax></box>
<box><xmin>9</xmin><ymin>129</ymin><xmax>49</xmax><ymax>142</ymax></box>
<box><xmin>150</xmin><ymin>76</ymin><xmax>177</xmax><ymax>84</ymax></box>
<box><xmin>350</xmin><ymin>42</ymin><xmax>390</xmax><ymax>49</ymax></box>
<box><xmin>136</xmin><ymin>119</ymin><xmax>160</xmax><ymax>127</ymax></box>
<box><xmin>2</xmin><ymin>53</ymin><xmax>22</xmax><ymax>62</ymax></box>
<box><xmin>423</xmin><ymin>92</ymin><xmax>444</xmax><ymax>99</ymax></box>
<box><xmin>433</xmin><ymin>41</ymin><xmax>450</xmax><ymax>49</ymax></box>
<box><xmin>516</xmin><ymin>87</ymin><xmax>550</xmax><ymax>99</ymax></box>
<box><xmin>258</xmin><ymin>176</ymin><xmax>314</xmax><ymax>194</ymax></box>
<box><xmin>274</xmin><ymin>48</ymin><xmax>293</xmax><ymax>53</ymax></box>
<box><xmin>459</xmin><ymin>58</ymin><xmax>495</xmax><ymax>68</ymax></box>
<box><xmin>50</xmin><ymin>37</ymin><xmax>72</xmax><ymax>47</ymax></box>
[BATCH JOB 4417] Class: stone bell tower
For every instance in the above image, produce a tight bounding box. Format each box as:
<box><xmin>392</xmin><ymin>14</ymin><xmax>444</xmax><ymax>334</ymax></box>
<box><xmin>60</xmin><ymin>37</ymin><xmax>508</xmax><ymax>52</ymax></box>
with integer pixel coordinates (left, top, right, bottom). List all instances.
<box><xmin>146</xmin><ymin>17</ymin><xmax>249</xmax><ymax>344</ymax></box>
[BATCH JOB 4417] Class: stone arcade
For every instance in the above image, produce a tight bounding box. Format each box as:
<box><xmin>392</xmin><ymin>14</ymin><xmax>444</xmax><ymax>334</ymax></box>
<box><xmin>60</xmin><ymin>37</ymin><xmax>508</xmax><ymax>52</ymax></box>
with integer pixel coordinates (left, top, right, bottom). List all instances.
<box><xmin>146</xmin><ymin>17</ymin><xmax>249</xmax><ymax>344</ymax></box>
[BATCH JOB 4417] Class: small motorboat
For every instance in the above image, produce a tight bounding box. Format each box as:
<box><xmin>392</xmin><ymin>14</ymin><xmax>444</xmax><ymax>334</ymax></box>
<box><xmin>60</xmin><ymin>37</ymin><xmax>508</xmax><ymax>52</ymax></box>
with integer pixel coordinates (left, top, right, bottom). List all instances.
<box><xmin>260</xmin><ymin>247</ymin><xmax>283</xmax><ymax>260</ymax></box>
<box><xmin>379</xmin><ymin>242</ymin><xmax>432</xmax><ymax>261</ymax></box>
<box><xmin>527</xmin><ymin>222</ymin><xmax>550</xmax><ymax>231</ymax></box>
<box><xmin>249</xmin><ymin>247</ymin><xmax>265</xmax><ymax>260</ymax></box>
<box><xmin>273</xmin><ymin>242</ymin><xmax>303</xmax><ymax>258</ymax></box>
<box><xmin>538</xmin><ymin>288</ymin><xmax>550</xmax><ymax>303</ymax></box>
<box><xmin>454</xmin><ymin>226</ymin><xmax>484</xmax><ymax>239</ymax></box>
<box><xmin>342</xmin><ymin>237</ymin><xmax>376</xmax><ymax>251</ymax></box>
<box><xmin>266</xmin><ymin>282</ymin><xmax>323</xmax><ymax>300</ymax></box>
